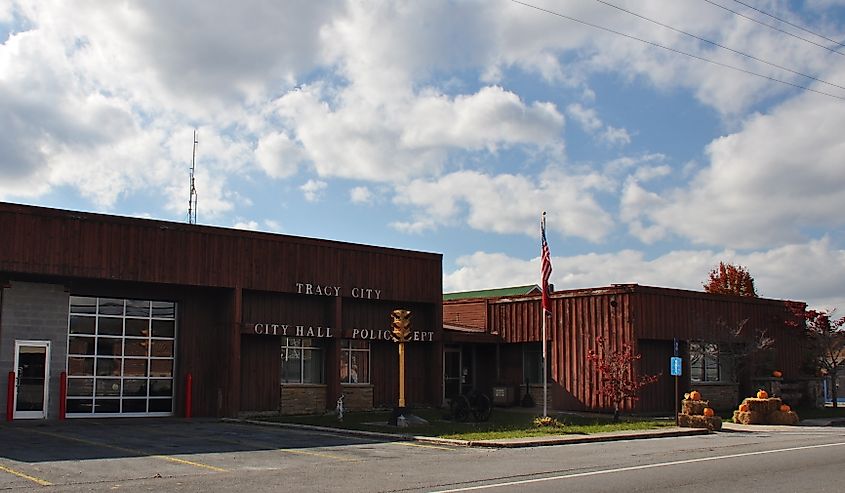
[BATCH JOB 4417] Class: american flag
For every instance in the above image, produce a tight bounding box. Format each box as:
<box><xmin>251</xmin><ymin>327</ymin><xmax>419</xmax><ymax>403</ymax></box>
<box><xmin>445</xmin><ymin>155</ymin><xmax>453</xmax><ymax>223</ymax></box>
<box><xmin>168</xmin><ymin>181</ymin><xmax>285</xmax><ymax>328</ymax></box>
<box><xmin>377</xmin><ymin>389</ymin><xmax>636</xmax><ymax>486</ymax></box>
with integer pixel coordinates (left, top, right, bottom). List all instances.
<box><xmin>541</xmin><ymin>213</ymin><xmax>552</xmax><ymax>313</ymax></box>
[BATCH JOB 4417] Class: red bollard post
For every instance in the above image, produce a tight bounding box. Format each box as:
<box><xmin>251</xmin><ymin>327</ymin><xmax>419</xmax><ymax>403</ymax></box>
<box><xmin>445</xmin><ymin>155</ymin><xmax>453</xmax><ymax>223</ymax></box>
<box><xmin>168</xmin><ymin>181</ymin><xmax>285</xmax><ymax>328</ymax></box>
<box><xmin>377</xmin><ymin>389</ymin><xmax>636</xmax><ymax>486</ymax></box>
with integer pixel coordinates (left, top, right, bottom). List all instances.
<box><xmin>59</xmin><ymin>371</ymin><xmax>67</xmax><ymax>420</ymax></box>
<box><xmin>185</xmin><ymin>373</ymin><xmax>192</xmax><ymax>419</ymax></box>
<box><xmin>6</xmin><ymin>371</ymin><xmax>14</xmax><ymax>422</ymax></box>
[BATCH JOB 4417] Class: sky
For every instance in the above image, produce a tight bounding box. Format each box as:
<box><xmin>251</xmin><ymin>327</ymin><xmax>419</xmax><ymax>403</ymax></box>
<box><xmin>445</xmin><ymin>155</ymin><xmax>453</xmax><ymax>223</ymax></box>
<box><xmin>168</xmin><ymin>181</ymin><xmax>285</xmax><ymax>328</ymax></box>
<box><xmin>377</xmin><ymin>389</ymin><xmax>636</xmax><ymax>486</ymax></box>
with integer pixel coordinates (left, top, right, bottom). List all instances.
<box><xmin>1</xmin><ymin>0</ymin><xmax>844</xmax><ymax>310</ymax></box>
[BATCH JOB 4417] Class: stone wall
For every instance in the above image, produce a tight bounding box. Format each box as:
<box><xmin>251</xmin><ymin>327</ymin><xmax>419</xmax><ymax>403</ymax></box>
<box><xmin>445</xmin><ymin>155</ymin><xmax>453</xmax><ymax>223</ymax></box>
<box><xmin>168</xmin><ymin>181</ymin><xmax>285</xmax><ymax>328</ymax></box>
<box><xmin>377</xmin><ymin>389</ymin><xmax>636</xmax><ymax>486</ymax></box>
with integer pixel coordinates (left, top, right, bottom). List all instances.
<box><xmin>694</xmin><ymin>383</ymin><xmax>738</xmax><ymax>411</ymax></box>
<box><xmin>1</xmin><ymin>282</ymin><xmax>69</xmax><ymax>419</ymax></box>
<box><xmin>280</xmin><ymin>384</ymin><xmax>326</xmax><ymax>415</ymax></box>
<box><xmin>340</xmin><ymin>384</ymin><xmax>373</xmax><ymax>411</ymax></box>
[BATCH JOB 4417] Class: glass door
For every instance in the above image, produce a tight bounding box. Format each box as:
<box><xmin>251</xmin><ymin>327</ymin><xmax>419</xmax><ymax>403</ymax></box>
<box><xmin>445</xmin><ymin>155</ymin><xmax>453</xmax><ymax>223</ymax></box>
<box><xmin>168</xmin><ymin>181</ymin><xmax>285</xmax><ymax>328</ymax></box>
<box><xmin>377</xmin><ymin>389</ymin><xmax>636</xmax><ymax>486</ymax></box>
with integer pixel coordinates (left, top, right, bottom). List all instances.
<box><xmin>443</xmin><ymin>347</ymin><xmax>461</xmax><ymax>404</ymax></box>
<box><xmin>13</xmin><ymin>341</ymin><xmax>50</xmax><ymax>419</ymax></box>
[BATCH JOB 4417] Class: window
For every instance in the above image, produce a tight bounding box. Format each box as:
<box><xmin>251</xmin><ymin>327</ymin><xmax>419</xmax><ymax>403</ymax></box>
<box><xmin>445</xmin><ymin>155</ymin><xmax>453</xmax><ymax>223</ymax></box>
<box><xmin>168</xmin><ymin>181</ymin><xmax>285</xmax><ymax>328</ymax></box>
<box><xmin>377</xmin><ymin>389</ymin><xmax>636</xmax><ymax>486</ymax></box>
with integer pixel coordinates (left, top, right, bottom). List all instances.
<box><xmin>66</xmin><ymin>296</ymin><xmax>176</xmax><ymax>416</ymax></box>
<box><xmin>523</xmin><ymin>343</ymin><xmax>544</xmax><ymax>384</ymax></box>
<box><xmin>281</xmin><ymin>338</ymin><xmax>324</xmax><ymax>384</ymax></box>
<box><xmin>689</xmin><ymin>341</ymin><xmax>734</xmax><ymax>383</ymax></box>
<box><xmin>340</xmin><ymin>340</ymin><xmax>370</xmax><ymax>384</ymax></box>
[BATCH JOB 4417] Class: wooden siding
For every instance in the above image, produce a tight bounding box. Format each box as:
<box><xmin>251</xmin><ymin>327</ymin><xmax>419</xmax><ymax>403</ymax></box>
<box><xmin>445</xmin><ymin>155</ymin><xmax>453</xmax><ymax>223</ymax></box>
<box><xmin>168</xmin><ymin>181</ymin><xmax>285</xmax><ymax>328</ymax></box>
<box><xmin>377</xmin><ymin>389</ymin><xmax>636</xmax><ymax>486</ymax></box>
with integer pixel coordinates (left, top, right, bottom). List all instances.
<box><xmin>443</xmin><ymin>299</ymin><xmax>487</xmax><ymax>330</ymax></box>
<box><xmin>239</xmin><ymin>335</ymin><xmax>281</xmax><ymax>411</ymax></box>
<box><xmin>466</xmin><ymin>285</ymin><xmax>803</xmax><ymax>414</ymax></box>
<box><xmin>0</xmin><ymin>202</ymin><xmax>441</xmax><ymax>303</ymax></box>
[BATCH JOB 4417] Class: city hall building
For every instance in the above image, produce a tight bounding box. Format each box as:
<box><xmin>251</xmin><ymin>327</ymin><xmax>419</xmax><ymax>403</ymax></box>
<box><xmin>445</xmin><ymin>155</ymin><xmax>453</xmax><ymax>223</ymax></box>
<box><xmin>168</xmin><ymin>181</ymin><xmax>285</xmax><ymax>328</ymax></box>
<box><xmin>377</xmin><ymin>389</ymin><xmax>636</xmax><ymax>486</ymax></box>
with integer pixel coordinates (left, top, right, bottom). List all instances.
<box><xmin>0</xmin><ymin>202</ymin><xmax>443</xmax><ymax>419</ymax></box>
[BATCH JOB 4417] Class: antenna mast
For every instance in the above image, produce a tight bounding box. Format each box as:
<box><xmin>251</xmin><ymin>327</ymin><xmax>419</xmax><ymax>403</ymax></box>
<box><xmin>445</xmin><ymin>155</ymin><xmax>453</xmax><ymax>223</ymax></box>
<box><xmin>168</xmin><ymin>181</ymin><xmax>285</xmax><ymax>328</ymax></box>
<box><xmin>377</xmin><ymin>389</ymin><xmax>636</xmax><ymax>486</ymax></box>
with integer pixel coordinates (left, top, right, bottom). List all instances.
<box><xmin>187</xmin><ymin>129</ymin><xmax>198</xmax><ymax>224</ymax></box>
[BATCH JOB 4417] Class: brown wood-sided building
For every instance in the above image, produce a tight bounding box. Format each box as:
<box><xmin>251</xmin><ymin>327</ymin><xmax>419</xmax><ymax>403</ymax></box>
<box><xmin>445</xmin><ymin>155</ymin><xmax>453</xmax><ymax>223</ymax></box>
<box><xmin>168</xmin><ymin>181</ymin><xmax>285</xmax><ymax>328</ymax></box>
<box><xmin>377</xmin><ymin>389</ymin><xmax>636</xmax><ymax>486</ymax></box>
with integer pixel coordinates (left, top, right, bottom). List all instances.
<box><xmin>443</xmin><ymin>284</ymin><xmax>806</xmax><ymax>413</ymax></box>
<box><xmin>0</xmin><ymin>202</ymin><xmax>443</xmax><ymax>419</ymax></box>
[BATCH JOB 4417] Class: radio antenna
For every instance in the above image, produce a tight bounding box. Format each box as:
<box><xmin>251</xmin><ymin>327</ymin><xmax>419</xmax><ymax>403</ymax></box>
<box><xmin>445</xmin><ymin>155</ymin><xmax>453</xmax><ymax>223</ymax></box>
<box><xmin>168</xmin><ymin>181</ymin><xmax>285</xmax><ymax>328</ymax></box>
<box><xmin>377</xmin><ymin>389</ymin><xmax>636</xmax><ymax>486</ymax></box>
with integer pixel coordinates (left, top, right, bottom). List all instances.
<box><xmin>187</xmin><ymin>129</ymin><xmax>198</xmax><ymax>224</ymax></box>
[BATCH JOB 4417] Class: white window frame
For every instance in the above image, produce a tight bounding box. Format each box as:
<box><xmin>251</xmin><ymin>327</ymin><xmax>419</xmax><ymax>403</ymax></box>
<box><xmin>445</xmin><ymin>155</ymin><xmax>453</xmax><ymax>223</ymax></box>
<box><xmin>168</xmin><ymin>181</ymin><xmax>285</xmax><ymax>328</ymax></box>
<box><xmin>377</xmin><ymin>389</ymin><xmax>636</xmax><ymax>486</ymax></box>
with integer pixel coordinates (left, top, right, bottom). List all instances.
<box><xmin>280</xmin><ymin>337</ymin><xmax>324</xmax><ymax>384</ymax></box>
<box><xmin>340</xmin><ymin>340</ymin><xmax>370</xmax><ymax>384</ymax></box>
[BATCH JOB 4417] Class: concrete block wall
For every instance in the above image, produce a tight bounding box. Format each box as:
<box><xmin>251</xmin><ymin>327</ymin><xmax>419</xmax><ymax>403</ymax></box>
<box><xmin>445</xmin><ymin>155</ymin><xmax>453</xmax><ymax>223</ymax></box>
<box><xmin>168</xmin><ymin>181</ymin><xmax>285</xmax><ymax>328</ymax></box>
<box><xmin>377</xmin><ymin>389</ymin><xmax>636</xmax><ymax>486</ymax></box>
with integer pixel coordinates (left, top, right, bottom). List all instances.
<box><xmin>1</xmin><ymin>281</ymin><xmax>69</xmax><ymax>419</ymax></box>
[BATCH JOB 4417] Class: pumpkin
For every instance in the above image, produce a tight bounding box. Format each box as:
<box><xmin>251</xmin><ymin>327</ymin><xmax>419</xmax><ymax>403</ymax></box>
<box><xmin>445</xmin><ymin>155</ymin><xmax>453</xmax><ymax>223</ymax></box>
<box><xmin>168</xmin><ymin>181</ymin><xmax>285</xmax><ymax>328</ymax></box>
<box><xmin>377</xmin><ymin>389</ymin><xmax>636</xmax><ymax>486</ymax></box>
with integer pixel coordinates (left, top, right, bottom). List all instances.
<box><xmin>756</xmin><ymin>389</ymin><xmax>769</xmax><ymax>399</ymax></box>
<box><xmin>703</xmin><ymin>407</ymin><xmax>715</xmax><ymax>417</ymax></box>
<box><xmin>739</xmin><ymin>403</ymin><xmax>749</xmax><ymax>412</ymax></box>
<box><xmin>780</xmin><ymin>404</ymin><xmax>791</xmax><ymax>412</ymax></box>
<box><xmin>689</xmin><ymin>390</ymin><xmax>702</xmax><ymax>401</ymax></box>
<box><xmin>772</xmin><ymin>370</ymin><xmax>783</xmax><ymax>378</ymax></box>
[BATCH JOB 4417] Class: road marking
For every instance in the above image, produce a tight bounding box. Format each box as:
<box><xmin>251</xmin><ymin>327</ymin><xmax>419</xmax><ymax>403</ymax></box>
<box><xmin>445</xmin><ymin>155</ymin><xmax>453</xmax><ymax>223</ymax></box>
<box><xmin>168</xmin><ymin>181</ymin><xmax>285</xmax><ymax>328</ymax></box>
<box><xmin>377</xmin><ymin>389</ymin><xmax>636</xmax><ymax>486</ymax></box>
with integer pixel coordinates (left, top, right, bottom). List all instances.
<box><xmin>429</xmin><ymin>441</ymin><xmax>845</xmax><ymax>492</ymax></box>
<box><xmin>23</xmin><ymin>429</ymin><xmax>228</xmax><ymax>473</ymax></box>
<box><xmin>0</xmin><ymin>463</ymin><xmax>52</xmax><ymax>486</ymax></box>
<box><xmin>391</xmin><ymin>441</ymin><xmax>457</xmax><ymax>451</ymax></box>
<box><xmin>278</xmin><ymin>448</ymin><xmax>357</xmax><ymax>461</ymax></box>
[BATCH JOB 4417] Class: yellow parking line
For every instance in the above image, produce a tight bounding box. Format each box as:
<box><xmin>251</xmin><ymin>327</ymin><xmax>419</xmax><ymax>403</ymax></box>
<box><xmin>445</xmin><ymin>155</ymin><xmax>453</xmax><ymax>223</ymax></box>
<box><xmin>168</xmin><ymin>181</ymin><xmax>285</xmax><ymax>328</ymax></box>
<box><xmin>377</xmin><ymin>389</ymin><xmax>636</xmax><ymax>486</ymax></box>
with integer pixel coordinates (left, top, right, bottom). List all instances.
<box><xmin>278</xmin><ymin>447</ymin><xmax>357</xmax><ymax>461</ymax></box>
<box><xmin>23</xmin><ymin>429</ymin><xmax>227</xmax><ymax>473</ymax></box>
<box><xmin>0</xmin><ymin>463</ymin><xmax>52</xmax><ymax>486</ymax></box>
<box><xmin>391</xmin><ymin>441</ymin><xmax>457</xmax><ymax>451</ymax></box>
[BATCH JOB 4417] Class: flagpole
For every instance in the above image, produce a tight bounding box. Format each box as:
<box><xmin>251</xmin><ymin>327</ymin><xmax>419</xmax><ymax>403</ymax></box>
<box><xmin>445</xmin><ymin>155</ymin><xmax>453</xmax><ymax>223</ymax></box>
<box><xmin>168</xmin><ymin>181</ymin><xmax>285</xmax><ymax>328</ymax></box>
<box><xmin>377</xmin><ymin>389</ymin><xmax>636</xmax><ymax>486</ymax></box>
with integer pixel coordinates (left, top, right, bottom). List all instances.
<box><xmin>541</xmin><ymin>212</ymin><xmax>548</xmax><ymax>418</ymax></box>
<box><xmin>542</xmin><ymin>298</ymin><xmax>547</xmax><ymax>418</ymax></box>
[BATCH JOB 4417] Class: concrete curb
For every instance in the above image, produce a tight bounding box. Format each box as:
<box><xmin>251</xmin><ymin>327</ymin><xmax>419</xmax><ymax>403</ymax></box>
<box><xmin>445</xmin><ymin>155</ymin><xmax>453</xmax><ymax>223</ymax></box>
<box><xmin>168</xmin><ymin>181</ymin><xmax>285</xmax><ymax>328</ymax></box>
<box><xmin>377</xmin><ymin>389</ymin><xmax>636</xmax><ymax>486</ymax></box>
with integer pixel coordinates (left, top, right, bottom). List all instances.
<box><xmin>223</xmin><ymin>418</ymin><xmax>710</xmax><ymax>448</ymax></box>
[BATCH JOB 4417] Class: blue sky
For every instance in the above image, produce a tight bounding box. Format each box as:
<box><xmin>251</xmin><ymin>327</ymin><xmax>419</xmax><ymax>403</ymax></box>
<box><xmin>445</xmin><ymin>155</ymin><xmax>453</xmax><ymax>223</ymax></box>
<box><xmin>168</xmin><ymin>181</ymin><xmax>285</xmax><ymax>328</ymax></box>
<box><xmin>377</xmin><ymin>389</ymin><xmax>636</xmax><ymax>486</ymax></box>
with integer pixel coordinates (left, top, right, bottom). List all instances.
<box><xmin>1</xmin><ymin>0</ymin><xmax>844</xmax><ymax>309</ymax></box>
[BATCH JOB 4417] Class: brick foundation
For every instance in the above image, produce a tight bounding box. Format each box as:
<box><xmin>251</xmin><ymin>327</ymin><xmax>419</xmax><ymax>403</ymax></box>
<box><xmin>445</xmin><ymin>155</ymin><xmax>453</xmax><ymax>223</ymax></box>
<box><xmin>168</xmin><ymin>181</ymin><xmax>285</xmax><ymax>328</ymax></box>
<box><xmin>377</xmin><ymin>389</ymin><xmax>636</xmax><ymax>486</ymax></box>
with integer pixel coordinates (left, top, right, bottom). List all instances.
<box><xmin>340</xmin><ymin>385</ymin><xmax>373</xmax><ymax>411</ymax></box>
<box><xmin>280</xmin><ymin>385</ymin><xmax>326</xmax><ymax>415</ymax></box>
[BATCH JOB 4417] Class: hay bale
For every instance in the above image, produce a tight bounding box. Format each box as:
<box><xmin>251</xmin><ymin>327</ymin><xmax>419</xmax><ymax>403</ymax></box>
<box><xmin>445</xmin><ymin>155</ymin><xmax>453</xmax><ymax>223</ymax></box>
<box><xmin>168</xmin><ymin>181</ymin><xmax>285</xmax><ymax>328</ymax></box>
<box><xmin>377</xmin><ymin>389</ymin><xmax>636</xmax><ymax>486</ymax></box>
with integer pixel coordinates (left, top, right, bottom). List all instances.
<box><xmin>769</xmin><ymin>411</ymin><xmax>800</xmax><ymax>426</ymax></box>
<box><xmin>679</xmin><ymin>413</ymin><xmax>722</xmax><ymax>430</ymax></box>
<box><xmin>742</xmin><ymin>398</ymin><xmax>780</xmax><ymax>414</ymax></box>
<box><xmin>733</xmin><ymin>410</ymin><xmax>769</xmax><ymax>425</ymax></box>
<box><xmin>681</xmin><ymin>399</ymin><xmax>710</xmax><ymax>415</ymax></box>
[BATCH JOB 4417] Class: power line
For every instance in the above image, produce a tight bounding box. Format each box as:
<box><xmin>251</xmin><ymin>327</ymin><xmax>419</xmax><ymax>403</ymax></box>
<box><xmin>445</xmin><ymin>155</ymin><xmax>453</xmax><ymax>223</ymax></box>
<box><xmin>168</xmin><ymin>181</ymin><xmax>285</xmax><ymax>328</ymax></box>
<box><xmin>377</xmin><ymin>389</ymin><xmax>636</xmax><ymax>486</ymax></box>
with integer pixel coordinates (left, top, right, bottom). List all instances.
<box><xmin>701</xmin><ymin>0</ymin><xmax>844</xmax><ymax>57</ymax></box>
<box><xmin>508</xmin><ymin>0</ymin><xmax>845</xmax><ymax>101</ymax></box>
<box><xmin>731</xmin><ymin>0</ymin><xmax>845</xmax><ymax>50</ymax></box>
<box><xmin>588</xmin><ymin>0</ymin><xmax>845</xmax><ymax>92</ymax></box>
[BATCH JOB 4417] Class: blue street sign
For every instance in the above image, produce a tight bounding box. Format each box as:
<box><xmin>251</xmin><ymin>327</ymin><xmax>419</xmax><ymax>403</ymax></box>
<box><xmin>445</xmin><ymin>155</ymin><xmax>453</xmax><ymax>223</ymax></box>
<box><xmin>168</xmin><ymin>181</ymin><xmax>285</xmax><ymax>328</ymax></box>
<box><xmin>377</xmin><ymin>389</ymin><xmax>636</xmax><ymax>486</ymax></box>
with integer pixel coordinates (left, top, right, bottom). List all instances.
<box><xmin>670</xmin><ymin>357</ymin><xmax>682</xmax><ymax>376</ymax></box>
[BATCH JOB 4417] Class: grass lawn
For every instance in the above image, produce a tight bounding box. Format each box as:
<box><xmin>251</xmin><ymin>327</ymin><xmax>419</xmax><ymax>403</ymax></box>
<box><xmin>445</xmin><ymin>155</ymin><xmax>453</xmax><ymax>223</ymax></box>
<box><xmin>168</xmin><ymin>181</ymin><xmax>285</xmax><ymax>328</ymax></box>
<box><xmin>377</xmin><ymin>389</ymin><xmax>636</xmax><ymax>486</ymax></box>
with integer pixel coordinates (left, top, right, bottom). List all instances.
<box><xmin>254</xmin><ymin>408</ymin><xmax>674</xmax><ymax>440</ymax></box>
<box><xmin>794</xmin><ymin>406</ymin><xmax>845</xmax><ymax>420</ymax></box>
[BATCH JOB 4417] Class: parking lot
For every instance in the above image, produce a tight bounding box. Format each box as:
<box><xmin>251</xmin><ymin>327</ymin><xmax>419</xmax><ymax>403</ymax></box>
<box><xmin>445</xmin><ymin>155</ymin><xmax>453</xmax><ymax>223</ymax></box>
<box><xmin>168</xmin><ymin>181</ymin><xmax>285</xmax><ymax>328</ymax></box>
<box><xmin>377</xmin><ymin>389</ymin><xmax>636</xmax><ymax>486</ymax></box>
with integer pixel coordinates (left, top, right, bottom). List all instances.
<box><xmin>0</xmin><ymin>419</ymin><xmax>466</xmax><ymax>490</ymax></box>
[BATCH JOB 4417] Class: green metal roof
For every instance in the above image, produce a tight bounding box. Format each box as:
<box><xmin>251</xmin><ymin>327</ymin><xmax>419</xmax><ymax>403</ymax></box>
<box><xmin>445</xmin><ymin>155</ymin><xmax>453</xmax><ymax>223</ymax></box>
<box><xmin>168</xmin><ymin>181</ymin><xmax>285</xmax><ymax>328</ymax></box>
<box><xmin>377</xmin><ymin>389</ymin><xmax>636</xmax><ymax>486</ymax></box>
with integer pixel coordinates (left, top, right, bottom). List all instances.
<box><xmin>443</xmin><ymin>284</ymin><xmax>541</xmax><ymax>301</ymax></box>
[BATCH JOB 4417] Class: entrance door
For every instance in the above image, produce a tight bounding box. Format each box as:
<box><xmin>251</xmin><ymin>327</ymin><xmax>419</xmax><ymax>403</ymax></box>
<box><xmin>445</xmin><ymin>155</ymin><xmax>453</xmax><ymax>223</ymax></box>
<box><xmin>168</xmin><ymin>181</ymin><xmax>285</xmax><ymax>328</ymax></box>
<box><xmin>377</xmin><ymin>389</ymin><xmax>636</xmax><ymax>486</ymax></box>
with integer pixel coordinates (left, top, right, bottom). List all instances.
<box><xmin>444</xmin><ymin>347</ymin><xmax>461</xmax><ymax>404</ymax></box>
<box><xmin>13</xmin><ymin>341</ymin><xmax>50</xmax><ymax>419</ymax></box>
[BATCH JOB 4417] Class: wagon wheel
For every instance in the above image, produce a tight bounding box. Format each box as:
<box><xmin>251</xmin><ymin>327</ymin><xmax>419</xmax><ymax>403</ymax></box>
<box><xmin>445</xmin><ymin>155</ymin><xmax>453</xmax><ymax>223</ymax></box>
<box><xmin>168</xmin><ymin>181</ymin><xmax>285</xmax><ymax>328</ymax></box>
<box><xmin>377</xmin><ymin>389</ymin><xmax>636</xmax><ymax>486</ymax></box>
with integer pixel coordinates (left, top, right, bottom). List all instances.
<box><xmin>472</xmin><ymin>393</ymin><xmax>492</xmax><ymax>422</ymax></box>
<box><xmin>453</xmin><ymin>395</ymin><xmax>471</xmax><ymax>422</ymax></box>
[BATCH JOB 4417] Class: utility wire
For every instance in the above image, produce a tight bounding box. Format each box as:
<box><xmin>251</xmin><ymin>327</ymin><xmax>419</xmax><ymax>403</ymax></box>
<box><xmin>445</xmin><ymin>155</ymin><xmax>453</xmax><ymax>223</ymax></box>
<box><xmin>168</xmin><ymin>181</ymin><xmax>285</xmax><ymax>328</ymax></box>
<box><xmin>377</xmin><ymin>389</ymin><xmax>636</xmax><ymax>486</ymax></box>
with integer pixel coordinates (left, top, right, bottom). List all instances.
<box><xmin>731</xmin><ymin>0</ymin><xmax>845</xmax><ymax>50</ymax></box>
<box><xmin>509</xmin><ymin>0</ymin><xmax>845</xmax><ymax>101</ymax></box>
<box><xmin>702</xmin><ymin>0</ymin><xmax>844</xmax><ymax>57</ymax></box>
<box><xmin>588</xmin><ymin>0</ymin><xmax>845</xmax><ymax>92</ymax></box>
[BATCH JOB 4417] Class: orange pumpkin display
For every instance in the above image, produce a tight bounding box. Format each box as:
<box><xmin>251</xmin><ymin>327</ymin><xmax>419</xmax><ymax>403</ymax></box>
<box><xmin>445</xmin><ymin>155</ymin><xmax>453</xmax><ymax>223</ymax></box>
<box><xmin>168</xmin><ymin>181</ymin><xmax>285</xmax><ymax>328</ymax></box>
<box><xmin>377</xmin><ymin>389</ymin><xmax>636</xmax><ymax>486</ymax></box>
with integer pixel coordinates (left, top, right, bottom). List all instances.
<box><xmin>689</xmin><ymin>390</ymin><xmax>702</xmax><ymax>401</ymax></box>
<box><xmin>756</xmin><ymin>389</ymin><xmax>769</xmax><ymax>399</ymax></box>
<box><xmin>739</xmin><ymin>403</ymin><xmax>749</xmax><ymax>412</ymax></box>
<box><xmin>703</xmin><ymin>407</ymin><xmax>715</xmax><ymax>417</ymax></box>
<box><xmin>780</xmin><ymin>404</ymin><xmax>791</xmax><ymax>412</ymax></box>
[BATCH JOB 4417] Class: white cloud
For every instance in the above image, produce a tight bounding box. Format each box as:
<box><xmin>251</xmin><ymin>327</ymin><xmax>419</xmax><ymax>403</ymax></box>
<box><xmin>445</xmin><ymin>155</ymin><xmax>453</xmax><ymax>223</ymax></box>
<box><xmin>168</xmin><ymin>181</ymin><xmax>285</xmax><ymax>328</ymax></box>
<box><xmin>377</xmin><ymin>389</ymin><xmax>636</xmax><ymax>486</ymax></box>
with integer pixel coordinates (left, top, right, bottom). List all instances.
<box><xmin>566</xmin><ymin>103</ymin><xmax>630</xmax><ymax>146</ymax></box>
<box><xmin>627</xmin><ymin>93</ymin><xmax>845</xmax><ymax>248</ymax></box>
<box><xmin>233</xmin><ymin>220</ymin><xmax>259</xmax><ymax>231</ymax></box>
<box><xmin>300</xmin><ymin>179</ymin><xmax>327</xmax><ymax>202</ymax></box>
<box><xmin>444</xmin><ymin>237</ymin><xmax>845</xmax><ymax>310</ymax></box>
<box><xmin>349</xmin><ymin>186</ymin><xmax>372</xmax><ymax>204</ymax></box>
<box><xmin>255</xmin><ymin>132</ymin><xmax>302</xmax><ymax>179</ymax></box>
<box><xmin>393</xmin><ymin>167</ymin><xmax>614</xmax><ymax>241</ymax></box>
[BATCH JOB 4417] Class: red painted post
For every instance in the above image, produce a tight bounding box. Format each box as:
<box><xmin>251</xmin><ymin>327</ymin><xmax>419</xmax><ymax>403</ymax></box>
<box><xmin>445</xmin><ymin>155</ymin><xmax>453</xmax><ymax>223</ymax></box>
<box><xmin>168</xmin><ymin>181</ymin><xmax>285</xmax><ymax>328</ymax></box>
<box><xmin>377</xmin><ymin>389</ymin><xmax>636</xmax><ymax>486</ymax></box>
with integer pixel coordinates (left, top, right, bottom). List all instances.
<box><xmin>59</xmin><ymin>371</ymin><xmax>67</xmax><ymax>420</ymax></box>
<box><xmin>6</xmin><ymin>371</ymin><xmax>14</xmax><ymax>422</ymax></box>
<box><xmin>185</xmin><ymin>373</ymin><xmax>192</xmax><ymax>419</ymax></box>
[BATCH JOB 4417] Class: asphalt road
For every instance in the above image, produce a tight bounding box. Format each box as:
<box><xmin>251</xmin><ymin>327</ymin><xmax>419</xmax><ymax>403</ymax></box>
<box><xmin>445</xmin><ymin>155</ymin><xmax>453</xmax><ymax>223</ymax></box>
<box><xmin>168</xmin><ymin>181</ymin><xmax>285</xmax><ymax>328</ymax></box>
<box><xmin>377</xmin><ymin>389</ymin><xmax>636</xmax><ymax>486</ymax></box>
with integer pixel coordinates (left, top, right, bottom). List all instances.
<box><xmin>2</xmin><ymin>420</ymin><xmax>845</xmax><ymax>492</ymax></box>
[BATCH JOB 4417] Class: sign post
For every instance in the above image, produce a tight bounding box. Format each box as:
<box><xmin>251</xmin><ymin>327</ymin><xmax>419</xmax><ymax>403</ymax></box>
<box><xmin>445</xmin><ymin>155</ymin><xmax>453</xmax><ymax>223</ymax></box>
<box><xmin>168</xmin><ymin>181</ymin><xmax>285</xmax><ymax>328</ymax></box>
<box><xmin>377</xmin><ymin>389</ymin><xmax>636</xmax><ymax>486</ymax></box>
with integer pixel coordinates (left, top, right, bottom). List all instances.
<box><xmin>671</xmin><ymin>338</ymin><xmax>681</xmax><ymax>425</ymax></box>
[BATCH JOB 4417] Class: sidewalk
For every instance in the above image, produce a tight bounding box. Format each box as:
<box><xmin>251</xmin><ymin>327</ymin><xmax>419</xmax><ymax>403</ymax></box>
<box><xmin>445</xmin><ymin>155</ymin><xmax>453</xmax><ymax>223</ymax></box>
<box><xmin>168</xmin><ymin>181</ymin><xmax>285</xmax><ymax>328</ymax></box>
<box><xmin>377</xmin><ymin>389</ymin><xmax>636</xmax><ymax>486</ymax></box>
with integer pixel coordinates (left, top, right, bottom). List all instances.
<box><xmin>231</xmin><ymin>418</ymin><xmax>710</xmax><ymax>448</ymax></box>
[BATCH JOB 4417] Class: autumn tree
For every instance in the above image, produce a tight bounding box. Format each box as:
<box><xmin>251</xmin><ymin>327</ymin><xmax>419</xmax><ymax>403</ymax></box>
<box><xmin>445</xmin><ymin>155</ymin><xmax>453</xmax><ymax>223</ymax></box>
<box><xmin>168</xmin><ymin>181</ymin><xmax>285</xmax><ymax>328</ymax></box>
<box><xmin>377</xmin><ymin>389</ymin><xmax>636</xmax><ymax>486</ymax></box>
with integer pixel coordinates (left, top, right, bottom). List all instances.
<box><xmin>788</xmin><ymin>306</ymin><xmax>845</xmax><ymax>408</ymax></box>
<box><xmin>703</xmin><ymin>262</ymin><xmax>757</xmax><ymax>297</ymax></box>
<box><xmin>586</xmin><ymin>337</ymin><xmax>660</xmax><ymax>422</ymax></box>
